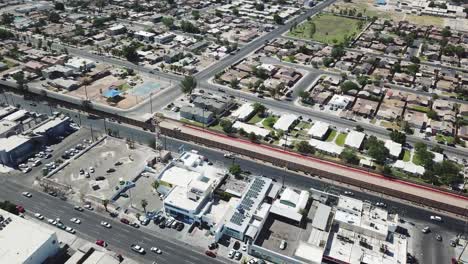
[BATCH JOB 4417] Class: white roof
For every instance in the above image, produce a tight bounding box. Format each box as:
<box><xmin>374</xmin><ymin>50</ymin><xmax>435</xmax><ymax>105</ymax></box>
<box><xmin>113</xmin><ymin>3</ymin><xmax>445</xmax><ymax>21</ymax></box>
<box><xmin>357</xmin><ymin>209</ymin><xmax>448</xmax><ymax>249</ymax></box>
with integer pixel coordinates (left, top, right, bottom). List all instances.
<box><xmin>135</xmin><ymin>31</ymin><xmax>155</xmax><ymax>37</ymax></box>
<box><xmin>3</xmin><ymin>109</ymin><xmax>28</xmax><ymax>121</ymax></box>
<box><xmin>344</xmin><ymin>131</ymin><xmax>365</xmax><ymax>149</ymax></box>
<box><xmin>294</xmin><ymin>242</ymin><xmax>325</xmax><ymax>264</ymax></box>
<box><xmin>65</xmin><ymin>57</ymin><xmax>95</xmax><ymax>69</ymax></box>
<box><xmin>108</xmin><ymin>24</ymin><xmax>125</xmax><ymax>31</ymax></box>
<box><xmin>393</xmin><ymin>160</ymin><xmax>425</xmax><ymax>175</ymax></box>
<box><xmin>311</xmin><ymin>203</ymin><xmax>331</xmax><ymax>231</ymax></box>
<box><xmin>33</xmin><ymin>116</ymin><xmax>69</xmax><ymax>135</ymax></box>
<box><xmin>0</xmin><ymin>135</ymin><xmax>30</xmax><ymax>152</ymax></box>
<box><xmin>273</xmin><ymin>114</ymin><xmax>297</xmax><ymax>131</ymax></box>
<box><xmin>432</xmin><ymin>152</ymin><xmax>444</xmax><ymax>163</ymax></box>
<box><xmin>0</xmin><ymin>209</ymin><xmax>58</xmax><ymax>263</ymax></box>
<box><xmin>232</xmin><ymin>121</ymin><xmax>270</xmax><ymax>137</ymax></box>
<box><xmin>328</xmin><ymin>94</ymin><xmax>351</xmax><ymax>107</ymax></box>
<box><xmin>308</xmin><ymin>121</ymin><xmax>330</xmax><ymax>138</ymax></box>
<box><xmin>231</xmin><ymin>103</ymin><xmax>254</xmax><ymax>120</ymax></box>
<box><xmin>384</xmin><ymin>140</ymin><xmax>402</xmax><ymax>157</ymax></box>
<box><xmin>308</xmin><ymin>138</ymin><xmax>343</xmax><ymax>155</ymax></box>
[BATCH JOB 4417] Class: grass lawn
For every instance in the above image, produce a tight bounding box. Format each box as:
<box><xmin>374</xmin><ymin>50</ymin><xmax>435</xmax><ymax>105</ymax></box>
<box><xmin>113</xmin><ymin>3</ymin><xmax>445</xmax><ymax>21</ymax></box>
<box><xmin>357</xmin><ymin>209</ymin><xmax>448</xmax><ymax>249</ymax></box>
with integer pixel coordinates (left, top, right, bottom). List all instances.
<box><xmin>326</xmin><ymin>130</ymin><xmax>337</xmax><ymax>142</ymax></box>
<box><xmin>436</xmin><ymin>134</ymin><xmax>455</xmax><ymax>144</ymax></box>
<box><xmin>412</xmin><ymin>152</ymin><xmax>422</xmax><ymax>166</ymax></box>
<box><xmin>288</xmin><ymin>13</ymin><xmax>364</xmax><ymax>45</ymax></box>
<box><xmin>262</xmin><ymin>116</ymin><xmax>278</xmax><ymax>129</ymax></box>
<box><xmin>180</xmin><ymin>118</ymin><xmax>204</xmax><ymax>128</ymax></box>
<box><xmin>408</xmin><ymin>105</ymin><xmax>429</xmax><ymax>113</ymax></box>
<box><xmin>406</xmin><ymin>15</ymin><xmax>444</xmax><ymax>27</ymax></box>
<box><xmin>247</xmin><ymin>114</ymin><xmax>263</xmax><ymax>125</ymax></box>
<box><xmin>381</xmin><ymin>121</ymin><xmax>400</xmax><ymax>131</ymax></box>
<box><xmin>3</xmin><ymin>59</ymin><xmax>18</xmax><ymax>68</ymax></box>
<box><xmin>335</xmin><ymin>133</ymin><xmax>347</xmax><ymax>146</ymax></box>
<box><xmin>402</xmin><ymin>150</ymin><xmax>411</xmax><ymax>162</ymax></box>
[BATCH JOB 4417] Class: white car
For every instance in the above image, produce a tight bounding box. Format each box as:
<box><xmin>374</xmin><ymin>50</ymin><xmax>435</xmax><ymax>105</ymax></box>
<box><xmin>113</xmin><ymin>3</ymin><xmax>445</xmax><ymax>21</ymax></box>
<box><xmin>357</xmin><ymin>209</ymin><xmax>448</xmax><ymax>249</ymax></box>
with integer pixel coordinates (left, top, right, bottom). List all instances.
<box><xmin>65</xmin><ymin>227</ymin><xmax>76</xmax><ymax>234</ymax></box>
<box><xmin>241</xmin><ymin>244</ymin><xmax>247</xmax><ymax>251</ymax></box>
<box><xmin>248</xmin><ymin>258</ymin><xmax>258</xmax><ymax>264</ymax></box>
<box><xmin>234</xmin><ymin>251</ymin><xmax>242</xmax><ymax>260</ymax></box>
<box><xmin>22</xmin><ymin>192</ymin><xmax>32</xmax><ymax>198</ymax></box>
<box><xmin>224</xmin><ymin>153</ymin><xmax>234</xmax><ymax>159</ymax></box>
<box><xmin>100</xmin><ymin>221</ymin><xmax>111</xmax><ymax>228</ymax></box>
<box><xmin>22</xmin><ymin>167</ymin><xmax>32</xmax><ymax>173</ymax></box>
<box><xmin>150</xmin><ymin>247</ymin><xmax>162</xmax><ymax>254</ymax></box>
<box><xmin>430</xmin><ymin>215</ymin><xmax>442</xmax><ymax>222</ymax></box>
<box><xmin>84</xmin><ymin>204</ymin><xmax>93</xmax><ymax>210</ymax></box>
<box><xmin>279</xmin><ymin>240</ymin><xmax>287</xmax><ymax>250</ymax></box>
<box><xmin>18</xmin><ymin>163</ymin><xmax>28</xmax><ymax>169</ymax></box>
<box><xmin>131</xmin><ymin>244</ymin><xmax>145</xmax><ymax>254</ymax></box>
<box><xmin>228</xmin><ymin>250</ymin><xmax>235</xmax><ymax>259</ymax></box>
<box><xmin>34</xmin><ymin>213</ymin><xmax>44</xmax><ymax>220</ymax></box>
<box><xmin>70</xmin><ymin>218</ymin><xmax>81</xmax><ymax>224</ymax></box>
<box><xmin>422</xmin><ymin>226</ymin><xmax>431</xmax><ymax>233</ymax></box>
<box><xmin>47</xmin><ymin>219</ymin><xmax>57</xmax><ymax>225</ymax></box>
<box><xmin>89</xmin><ymin>167</ymin><xmax>95</xmax><ymax>173</ymax></box>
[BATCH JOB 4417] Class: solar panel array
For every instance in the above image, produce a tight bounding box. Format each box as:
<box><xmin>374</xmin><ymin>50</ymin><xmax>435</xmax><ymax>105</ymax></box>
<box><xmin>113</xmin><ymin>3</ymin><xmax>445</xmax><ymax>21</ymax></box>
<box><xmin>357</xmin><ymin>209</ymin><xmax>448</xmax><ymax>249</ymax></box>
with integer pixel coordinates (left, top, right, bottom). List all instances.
<box><xmin>229</xmin><ymin>178</ymin><xmax>267</xmax><ymax>226</ymax></box>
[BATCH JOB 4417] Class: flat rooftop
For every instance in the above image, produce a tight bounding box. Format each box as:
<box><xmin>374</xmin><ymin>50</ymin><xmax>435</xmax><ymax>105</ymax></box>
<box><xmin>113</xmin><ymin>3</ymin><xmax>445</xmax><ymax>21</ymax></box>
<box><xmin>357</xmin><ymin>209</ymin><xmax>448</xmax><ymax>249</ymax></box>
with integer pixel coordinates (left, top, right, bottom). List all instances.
<box><xmin>0</xmin><ymin>209</ymin><xmax>58</xmax><ymax>263</ymax></box>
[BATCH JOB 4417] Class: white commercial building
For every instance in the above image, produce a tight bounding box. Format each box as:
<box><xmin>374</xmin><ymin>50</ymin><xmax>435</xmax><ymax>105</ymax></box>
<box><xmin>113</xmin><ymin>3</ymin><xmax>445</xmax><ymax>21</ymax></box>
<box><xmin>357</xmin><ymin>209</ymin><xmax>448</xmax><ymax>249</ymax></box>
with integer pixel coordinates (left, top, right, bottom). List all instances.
<box><xmin>231</xmin><ymin>103</ymin><xmax>255</xmax><ymax>122</ymax></box>
<box><xmin>273</xmin><ymin>114</ymin><xmax>298</xmax><ymax>131</ymax></box>
<box><xmin>159</xmin><ymin>151</ymin><xmax>226</xmax><ymax>224</ymax></box>
<box><xmin>344</xmin><ymin>131</ymin><xmax>366</xmax><ymax>149</ymax></box>
<box><xmin>384</xmin><ymin>140</ymin><xmax>402</xmax><ymax>158</ymax></box>
<box><xmin>134</xmin><ymin>31</ymin><xmax>155</xmax><ymax>42</ymax></box>
<box><xmin>0</xmin><ymin>209</ymin><xmax>60</xmax><ymax>264</ymax></box>
<box><xmin>215</xmin><ymin>176</ymin><xmax>272</xmax><ymax>243</ymax></box>
<box><xmin>270</xmin><ymin>188</ymin><xmax>309</xmax><ymax>223</ymax></box>
<box><xmin>307</xmin><ymin>121</ymin><xmax>330</xmax><ymax>140</ymax></box>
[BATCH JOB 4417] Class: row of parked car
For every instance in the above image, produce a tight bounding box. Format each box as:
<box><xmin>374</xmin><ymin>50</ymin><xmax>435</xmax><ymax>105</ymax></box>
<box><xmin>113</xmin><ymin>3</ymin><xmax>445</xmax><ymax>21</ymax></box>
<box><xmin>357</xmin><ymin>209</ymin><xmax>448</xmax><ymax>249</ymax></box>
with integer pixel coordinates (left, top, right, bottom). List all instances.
<box><xmin>153</xmin><ymin>214</ymin><xmax>185</xmax><ymax>231</ymax></box>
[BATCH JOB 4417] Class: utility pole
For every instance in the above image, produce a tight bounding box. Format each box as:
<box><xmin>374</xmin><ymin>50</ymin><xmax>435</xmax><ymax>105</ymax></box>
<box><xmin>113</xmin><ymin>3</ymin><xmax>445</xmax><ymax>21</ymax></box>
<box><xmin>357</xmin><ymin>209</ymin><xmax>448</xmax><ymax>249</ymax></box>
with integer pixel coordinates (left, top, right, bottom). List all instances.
<box><xmin>152</xmin><ymin>115</ymin><xmax>162</xmax><ymax>159</ymax></box>
<box><xmin>150</xmin><ymin>92</ymin><xmax>153</xmax><ymax>114</ymax></box>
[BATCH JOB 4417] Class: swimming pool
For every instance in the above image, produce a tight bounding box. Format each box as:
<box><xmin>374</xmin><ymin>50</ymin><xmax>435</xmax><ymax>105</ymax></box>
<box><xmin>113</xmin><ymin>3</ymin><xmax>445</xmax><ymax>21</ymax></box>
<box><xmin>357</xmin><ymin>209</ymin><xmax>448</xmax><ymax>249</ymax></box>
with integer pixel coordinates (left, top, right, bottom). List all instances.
<box><xmin>128</xmin><ymin>82</ymin><xmax>161</xmax><ymax>96</ymax></box>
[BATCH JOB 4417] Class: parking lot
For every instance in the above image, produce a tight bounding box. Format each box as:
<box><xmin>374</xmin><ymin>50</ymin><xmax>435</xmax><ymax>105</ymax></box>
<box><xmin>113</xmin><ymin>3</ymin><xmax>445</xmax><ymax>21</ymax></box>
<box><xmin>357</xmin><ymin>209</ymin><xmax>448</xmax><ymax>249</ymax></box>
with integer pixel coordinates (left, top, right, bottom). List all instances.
<box><xmin>49</xmin><ymin>137</ymin><xmax>157</xmax><ymax>202</ymax></box>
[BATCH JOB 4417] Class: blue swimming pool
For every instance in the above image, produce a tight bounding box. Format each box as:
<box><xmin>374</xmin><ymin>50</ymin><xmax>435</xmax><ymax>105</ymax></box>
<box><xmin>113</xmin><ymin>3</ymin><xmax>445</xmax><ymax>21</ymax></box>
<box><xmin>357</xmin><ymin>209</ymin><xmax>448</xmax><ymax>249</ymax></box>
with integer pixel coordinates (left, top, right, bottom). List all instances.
<box><xmin>129</xmin><ymin>82</ymin><xmax>161</xmax><ymax>96</ymax></box>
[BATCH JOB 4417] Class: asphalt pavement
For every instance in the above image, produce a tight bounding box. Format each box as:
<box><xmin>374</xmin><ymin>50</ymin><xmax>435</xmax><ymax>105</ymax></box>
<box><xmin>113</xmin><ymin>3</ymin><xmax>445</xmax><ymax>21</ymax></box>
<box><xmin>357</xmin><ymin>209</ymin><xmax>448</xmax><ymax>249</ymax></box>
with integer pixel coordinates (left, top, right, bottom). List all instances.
<box><xmin>1</xmin><ymin>93</ymin><xmax>466</xmax><ymax>264</ymax></box>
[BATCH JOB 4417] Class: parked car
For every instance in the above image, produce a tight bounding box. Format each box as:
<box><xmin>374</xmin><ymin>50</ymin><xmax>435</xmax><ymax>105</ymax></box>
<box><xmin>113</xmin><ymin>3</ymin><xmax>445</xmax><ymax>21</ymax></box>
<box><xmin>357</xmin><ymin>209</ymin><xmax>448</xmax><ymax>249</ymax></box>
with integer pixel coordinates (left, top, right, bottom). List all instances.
<box><xmin>205</xmin><ymin>250</ymin><xmax>216</xmax><ymax>258</ymax></box>
<box><xmin>131</xmin><ymin>244</ymin><xmax>145</xmax><ymax>254</ymax></box>
<box><xmin>120</xmin><ymin>218</ymin><xmax>130</xmax><ymax>225</ymax></box>
<box><xmin>228</xmin><ymin>250</ymin><xmax>235</xmax><ymax>259</ymax></box>
<box><xmin>208</xmin><ymin>243</ymin><xmax>218</xmax><ymax>250</ymax></box>
<box><xmin>84</xmin><ymin>204</ymin><xmax>93</xmax><ymax>210</ymax></box>
<box><xmin>176</xmin><ymin>222</ymin><xmax>185</xmax><ymax>231</ymax></box>
<box><xmin>106</xmin><ymin>168</ymin><xmax>116</xmax><ymax>173</ymax></box>
<box><xmin>95</xmin><ymin>176</ymin><xmax>106</xmax><ymax>181</ymax></box>
<box><xmin>436</xmin><ymin>234</ymin><xmax>442</xmax><ymax>241</ymax></box>
<box><xmin>235</xmin><ymin>251</ymin><xmax>242</xmax><ymax>260</ymax></box>
<box><xmin>130</xmin><ymin>222</ymin><xmax>140</xmax><ymax>228</ymax></box>
<box><xmin>16</xmin><ymin>205</ymin><xmax>25</xmax><ymax>213</ymax></box>
<box><xmin>74</xmin><ymin>206</ymin><xmax>84</xmax><ymax>212</ymax></box>
<box><xmin>34</xmin><ymin>213</ymin><xmax>44</xmax><ymax>220</ymax></box>
<box><xmin>422</xmin><ymin>226</ymin><xmax>430</xmax><ymax>233</ymax></box>
<box><xmin>65</xmin><ymin>227</ymin><xmax>76</xmax><ymax>234</ymax></box>
<box><xmin>279</xmin><ymin>240</ymin><xmax>287</xmax><ymax>250</ymax></box>
<box><xmin>22</xmin><ymin>192</ymin><xmax>32</xmax><ymax>198</ymax></box>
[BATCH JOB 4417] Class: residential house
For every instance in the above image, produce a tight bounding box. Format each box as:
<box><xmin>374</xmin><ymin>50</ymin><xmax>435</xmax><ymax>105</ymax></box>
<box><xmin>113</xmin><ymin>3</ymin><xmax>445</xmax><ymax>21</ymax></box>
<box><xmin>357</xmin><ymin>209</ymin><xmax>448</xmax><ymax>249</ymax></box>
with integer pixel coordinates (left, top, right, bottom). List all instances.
<box><xmin>352</xmin><ymin>98</ymin><xmax>379</xmax><ymax>117</ymax></box>
<box><xmin>404</xmin><ymin>110</ymin><xmax>427</xmax><ymax>130</ymax></box>
<box><xmin>328</xmin><ymin>94</ymin><xmax>352</xmax><ymax>109</ymax></box>
<box><xmin>344</xmin><ymin>131</ymin><xmax>366</xmax><ymax>150</ymax></box>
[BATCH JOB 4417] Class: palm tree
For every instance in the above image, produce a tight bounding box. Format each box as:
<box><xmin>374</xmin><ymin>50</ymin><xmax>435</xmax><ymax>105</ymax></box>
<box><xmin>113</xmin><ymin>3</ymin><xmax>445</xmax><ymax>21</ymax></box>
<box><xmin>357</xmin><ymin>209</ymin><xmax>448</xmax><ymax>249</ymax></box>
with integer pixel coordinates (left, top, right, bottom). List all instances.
<box><xmin>102</xmin><ymin>199</ymin><xmax>109</xmax><ymax>212</ymax></box>
<box><xmin>141</xmin><ymin>199</ymin><xmax>148</xmax><ymax>213</ymax></box>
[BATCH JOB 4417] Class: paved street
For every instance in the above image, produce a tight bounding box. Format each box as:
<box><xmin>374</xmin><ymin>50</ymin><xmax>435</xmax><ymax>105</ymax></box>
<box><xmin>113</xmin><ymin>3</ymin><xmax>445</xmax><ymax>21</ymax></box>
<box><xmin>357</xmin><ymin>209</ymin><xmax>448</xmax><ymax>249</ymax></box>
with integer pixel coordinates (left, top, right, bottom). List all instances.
<box><xmin>1</xmin><ymin>94</ymin><xmax>466</xmax><ymax>264</ymax></box>
<box><xmin>0</xmin><ymin>180</ymin><xmax>224</xmax><ymax>264</ymax></box>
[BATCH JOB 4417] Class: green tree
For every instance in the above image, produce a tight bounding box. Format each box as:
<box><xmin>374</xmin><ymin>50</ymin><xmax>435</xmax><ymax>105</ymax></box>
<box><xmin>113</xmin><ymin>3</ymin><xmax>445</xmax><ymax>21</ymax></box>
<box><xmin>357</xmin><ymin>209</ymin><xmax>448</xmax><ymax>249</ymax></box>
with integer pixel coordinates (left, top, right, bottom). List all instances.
<box><xmin>340</xmin><ymin>81</ymin><xmax>359</xmax><ymax>93</ymax></box>
<box><xmin>426</xmin><ymin>109</ymin><xmax>439</xmax><ymax>120</ymax></box>
<box><xmin>229</xmin><ymin>164</ymin><xmax>242</xmax><ymax>177</ymax></box>
<box><xmin>296</xmin><ymin>141</ymin><xmax>315</xmax><ymax>154</ymax></box>
<box><xmin>273</xmin><ymin>13</ymin><xmax>283</xmax><ymax>24</ymax></box>
<box><xmin>55</xmin><ymin>2</ymin><xmax>65</xmax><ymax>10</ymax></box>
<box><xmin>151</xmin><ymin>181</ymin><xmax>160</xmax><ymax>190</ymax></box>
<box><xmin>230</xmin><ymin>78</ymin><xmax>240</xmax><ymax>89</ymax></box>
<box><xmin>0</xmin><ymin>28</ymin><xmax>14</xmax><ymax>40</ymax></box>
<box><xmin>192</xmin><ymin>10</ymin><xmax>200</xmax><ymax>20</ymax></box>
<box><xmin>48</xmin><ymin>11</ymin><xmax>61</xmax><ymax>23</ymax></box>
<box><xmin>365</xmin><ymin>136</ymin><xmax>389</xmax><ymax>164</ymax></box>
<box><xmin>331</xmin><ymin>45</ymin><xmax>345</xmax><ymax>59</ymax></box>
<box><xmin>12</xmin><ymin>71</ymin><xmax>26</xmax><ymax>91</ymax></box>
<box><xmin>355</xmin><ymin>125</ymin><xmax>364</xmax><ymax>132</ymax></box>
<box><xmin>248</xmin><ymin>132</ymin><xmax>258</xmax><ymax>141</ymax></box>
<box><xmin>122</xmin><ymin>42</ymin><xmax>139</xmax><ymax>62</ymax></box>
<box><xmin>299</xmin><ymin>91</ymin><xmax>310</xmax><ymax>103</ymax></box>
<box><xmin>389</xmin><ymin>131</ymin><xmax>406</xmax><ymax>144</ymax></box>
<box><xmin>180</xmin><ymin>75</ymin><xmax>197</xmax><ymax>94</ymax></box>
<box><xmin>220</xmin><ymin>119</ymin><xmax>233</xmax><ymax>133</ymax></box>
<box><xmin>253</xmin><ymin>102</ymin><xmax>266</xmax><ymax>116</ymax></box>
<box><xmin>232</xmin><ymin>8</ymin><xmax>240</xmax><ymax>16</ymax></box>
<box><xmin>141</xmin><ymin>199</ymin><xmax>148</xmax><ymax>213</ymax></box>
<box><xmin>1</xmin><ymin>13</ymin><xmax>14</xmax><ymax>25</ymax></box>
<box><xmin>308</xmin><ymin>22</ymin><xmax>316</xmax><ymax>38</ymax></box>
<box><xmin>162</xmin><ymin>16</ymin><xmax>174</xmax><ymax>29</ymax></box>
<box><xmin>340</xmin><ymin>148</ymin><xmax>359</xmax><ymax>165</ymax></box>
<box><xmin>441</xmin><ymin>27</ymin><xmax>451</xmax><ymax>38</ymax></box>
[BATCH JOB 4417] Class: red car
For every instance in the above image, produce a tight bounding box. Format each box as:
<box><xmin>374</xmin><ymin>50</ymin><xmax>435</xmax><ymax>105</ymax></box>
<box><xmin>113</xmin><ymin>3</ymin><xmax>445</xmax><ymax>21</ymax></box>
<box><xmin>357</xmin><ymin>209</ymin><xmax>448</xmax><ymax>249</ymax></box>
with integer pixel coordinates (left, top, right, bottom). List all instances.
<box><xmin>120</xmin><ymin>218</ymin><xmax>130</xmax><ymax>224</ymax></box>
<box><xmin>205</xmin><ymin>250</ymin><xmax>216</xmax><ymax>258</ymax></box>
<box><xmin>96</xmin><ymin>240</ymin><xmax>107</xmax><ymax>247</ymax></box>
<box><xmin>16</xmin><ymin>205</ymin><xmax>25</xmax><ymax>213</ymax></box>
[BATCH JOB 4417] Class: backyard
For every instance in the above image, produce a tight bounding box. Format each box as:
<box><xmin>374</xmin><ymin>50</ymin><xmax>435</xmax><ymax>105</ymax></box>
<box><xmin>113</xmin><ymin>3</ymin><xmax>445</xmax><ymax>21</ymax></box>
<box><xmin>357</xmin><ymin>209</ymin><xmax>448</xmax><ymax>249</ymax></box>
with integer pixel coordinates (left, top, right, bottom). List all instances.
<box><xmin>288</xmin><ymin>13</ymin><xmax>364</xmax><ymax>44</ymax></box>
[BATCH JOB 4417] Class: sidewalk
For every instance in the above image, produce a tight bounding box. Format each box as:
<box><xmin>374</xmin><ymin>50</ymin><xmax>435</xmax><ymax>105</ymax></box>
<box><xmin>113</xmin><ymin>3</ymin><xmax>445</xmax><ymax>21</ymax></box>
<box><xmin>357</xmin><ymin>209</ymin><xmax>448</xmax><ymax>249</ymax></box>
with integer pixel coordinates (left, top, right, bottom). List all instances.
<box><xmin>161</xmin><ymin>119</ymin><xmax>468</xmax><ymax>212</ymax></box>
